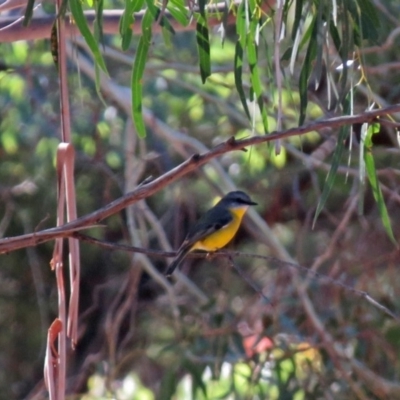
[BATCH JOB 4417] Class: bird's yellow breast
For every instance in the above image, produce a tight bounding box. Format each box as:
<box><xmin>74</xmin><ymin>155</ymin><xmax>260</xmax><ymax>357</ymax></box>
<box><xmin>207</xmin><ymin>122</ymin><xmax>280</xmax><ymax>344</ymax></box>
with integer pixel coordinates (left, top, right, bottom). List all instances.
<box><xmin>192</xmin><ymin>206</ymin><xmax>249</xmax><ymax>252</ymax></box>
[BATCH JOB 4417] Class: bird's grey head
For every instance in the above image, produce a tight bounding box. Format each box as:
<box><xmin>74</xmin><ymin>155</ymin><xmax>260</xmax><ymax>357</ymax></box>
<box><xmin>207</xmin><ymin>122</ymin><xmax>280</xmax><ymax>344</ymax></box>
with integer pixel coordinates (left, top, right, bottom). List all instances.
<box><xmin>221</xmin><ymin>191</ymin><xmax>257</xmax><ymax>207</ymax></box>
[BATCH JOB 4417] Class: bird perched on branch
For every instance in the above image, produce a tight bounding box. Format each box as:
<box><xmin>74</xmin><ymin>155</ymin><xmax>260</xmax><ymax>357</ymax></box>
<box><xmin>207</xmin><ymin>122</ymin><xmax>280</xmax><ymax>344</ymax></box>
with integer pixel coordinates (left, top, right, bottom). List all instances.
<box><xmin>166</xmin><ymin>190</ymin><xmax>257</xmax><ymax>277</ymax></box>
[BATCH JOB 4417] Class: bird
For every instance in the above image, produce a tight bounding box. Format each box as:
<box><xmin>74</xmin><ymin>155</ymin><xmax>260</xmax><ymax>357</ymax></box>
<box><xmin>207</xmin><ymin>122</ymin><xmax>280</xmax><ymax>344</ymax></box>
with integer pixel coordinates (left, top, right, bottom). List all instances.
<box><xmin>166</xmin><ymin>190</ymin><xmax>257</xmax><ymax>277</ymax></box>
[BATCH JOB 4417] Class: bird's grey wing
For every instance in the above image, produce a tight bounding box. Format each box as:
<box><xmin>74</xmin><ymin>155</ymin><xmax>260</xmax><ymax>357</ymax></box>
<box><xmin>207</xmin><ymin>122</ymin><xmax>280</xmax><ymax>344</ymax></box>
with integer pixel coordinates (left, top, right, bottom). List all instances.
<box><xmin>180</xmin><ymin>206</ymin><xmax>233</xmax><ymax>248</ymax></box>
<box><xmin>166</xmin><ymin>206</ymin><xmax>232</xmax><ymax>277</ymax></box>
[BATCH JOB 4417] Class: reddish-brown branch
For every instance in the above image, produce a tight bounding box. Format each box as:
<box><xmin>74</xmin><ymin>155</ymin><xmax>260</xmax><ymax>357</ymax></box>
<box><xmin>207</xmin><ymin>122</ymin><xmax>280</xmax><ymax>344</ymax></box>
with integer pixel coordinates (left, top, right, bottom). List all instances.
<box><xmin>0</xmin><ymin>10</ymin><xmax>172</xmax><ymax>42</ymax></box>
<box><xmin>0</xmin><ymin>1</ymin><xmax>274</xmax><ymax>42</ymax></box>
<box><xmin>0</xmin><ymin>104</ymin><xmax>399</xmax><ymax>254</ymax></box>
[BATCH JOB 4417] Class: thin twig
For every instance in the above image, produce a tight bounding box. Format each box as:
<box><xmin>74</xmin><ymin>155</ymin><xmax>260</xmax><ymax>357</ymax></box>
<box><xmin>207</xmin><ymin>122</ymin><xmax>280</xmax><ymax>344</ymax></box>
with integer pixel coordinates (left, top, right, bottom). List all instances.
<box><xmin>229</xmin><ymin>252</ymin><xmax>399</xmax><ymax>321</ymax></box>
<box><xmin>297</xmin><ymin>285</ymin><xmax>371</xmax><ymax>400</ymax></box>
<box><xmin>69</xmin><ymin>234</ymin><xmax>399</xmax><ymax>321</ymax></box>
<box><xmin>303</xmin><ymin>195</ymin><xmax>358</xmax><ymax>286</ymax></box>
<box><xmin>227</xmin><ymin>256</ymin><xmax>271</xmax><ymax>303</ymax></box>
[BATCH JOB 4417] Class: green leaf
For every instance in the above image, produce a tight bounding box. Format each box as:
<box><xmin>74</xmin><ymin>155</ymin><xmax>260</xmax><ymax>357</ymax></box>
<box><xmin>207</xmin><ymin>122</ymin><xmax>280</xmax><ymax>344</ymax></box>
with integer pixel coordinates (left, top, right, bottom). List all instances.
<box><xmin>120</xmin><ymin>0</ymin><xmax>145</xmax><ymax>50</ymax></box>
<box><xmin>313</xmin><ymin>123</ymin><xmax>350</xmax><ymax>227</ymax></box>
<box><xmin>146</xmin><ymin>1</ymin><xmax>175</xmax><ymax>36</ymax></box>
<box><xmin>70</xmin><ymin>0</ymin><xmax>108</xmax><ymax>73</ymax></box>
<box><xmin>364</xmin><ymin>151</ymin><xmax>398</xmax><ymax>246</ymax></box>
<box><xmin>161</xmin><ymin>24</ymin><xmax>173</xmax><ymax>48</ymax></box>
<box><xmin>131</xmin><ymin>8</ymin><xmax>153</xmax><ymax>138</ymax></box>
<box><xmin>364</xmin><ymin>123</ymin><xmax>397</xmax><ymax>245</ymax></box>
<box><xmin>196</xmin><ymin>14</ymin><xmax>211</xmax><ymax>83</ymax></box>
<box><xmin>291</xmin><ymin>0</ymin><xmax>303</xmax><ymax>40</ymax></box>
<box><xmin>364</xmin><ymin>121</ymin><xmax>379</xmax><ymax>148</ymax></box>
<box><xmin>155</xmin><ymin>9</ymin><xmax>175</xmax><ymax>35</ymax></box>
<box><xmin>234</xmin><ymin>3</ymin><xmax>251</xmax><ymax>120</ymax></box>
<box><xmin>132</xmin><ymin>0</ymin><xmax>146</xmax><ymax>13</ymax></box>
<box><xmin>234</xmin><ymin>42</ymin><xmax>251</xmax><ymax>121</ymax></box>
<box><xmin>23</xmin><ymin>0</ymin><xmax>36</xmax><ymax>26</ymax></box>
<box><xmin>298</xmin><ymin>14</ymin><xmax>315</xmax><ymax>51</ymax></box>
<box><xmin>197</xmin><ymin>0</ymin><xmax>206</xmax><ymax>17</ymax></box>
<box><xmin>338</xmin><ymin>0</ymin><xmax>350</xmax><ymax>102</ymax></box>
<box><xmin>357</xmin><ymin>0</ymin><xmax>380</xmax><ymax>26</ymax></box>
<box><xmin>120</xmin><ymin>0</ymin><xmax>137</xmax><ymax>50</ymax></box>
<box><xmin>167</xmin><ymin>0</ymin><xmax>189</xmax><ymax>27</ymax></box>
<box><xmin>235</xmin><ymin>0</ymin><xmax>247</xmax><ymax>36</ymax></box>
<box><xmin>329</xmin><ymin>21</ymin><xmax>342</xmax><ymax>53</ymax></box>
<box><xmin>356</xmin><ymin>0</ymin><xmax>380</xmax><ymax>42</ymax></box>
<box><xmin>247</xmin><ymin>24</ymin><xmax>269</xmax><ymax>133</ymax></box>
<box><xmin>120</xmin><ymin>19</ymin><xmax>133</xmax><ymax>51</ymax></box>
<box><xmin>298</xmin><ymin>16</ymin><xmax>317</xmax><ymax>125</ymax></box>
<box><xmin>196</xmin><ymin>0</ymin><xmax>209</xmax><ymax>83</ymax></box>
<box><xmin>94</xmin><ymin>63</ymin><xmax>107</xmax><ymax>107</ymax></box>
<box><xmin>93</xmin><ymin>0</ymin><xmax>104</xmax><ymax>47</ymax></box>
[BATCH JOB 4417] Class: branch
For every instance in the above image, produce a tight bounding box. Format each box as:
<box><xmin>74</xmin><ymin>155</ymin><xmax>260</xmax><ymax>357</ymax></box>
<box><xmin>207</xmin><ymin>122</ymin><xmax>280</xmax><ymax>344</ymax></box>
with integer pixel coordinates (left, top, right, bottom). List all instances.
<box><xmin>351</xmin><ymin>358</ymin><xmax>400</xmax><ymax>398</ymax></box>
<box><xmin>61</xmin><ymin>233</ymin><xmax>400</xmax><ymax>320</ymax></box>
<box><xmin>298</xmin><ymin>283</ymin><xmax>400</xmax><ymax>398</ymax></box>
<box><xmin>0</xmin><ymin>10</ymin><xmax>174</xmax><ymax>42</ymax></box>
<box><xmin>0</xmin><ymin>104</ymin><xmax>399</xmax><ymax>254</ymax></box>
<box><xmin>0</xmin><ymin>0</ymin><xmax>263</xmax><ymax>42</ymax></box>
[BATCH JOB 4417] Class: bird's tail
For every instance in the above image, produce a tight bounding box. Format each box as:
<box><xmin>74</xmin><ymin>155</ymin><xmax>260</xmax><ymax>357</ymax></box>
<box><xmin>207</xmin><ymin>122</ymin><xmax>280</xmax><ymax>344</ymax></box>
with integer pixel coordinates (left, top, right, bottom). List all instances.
<box><xmin>165</xmin><ymin>246</ymin><xmax>191</xmax><ymax>277</ymax></box>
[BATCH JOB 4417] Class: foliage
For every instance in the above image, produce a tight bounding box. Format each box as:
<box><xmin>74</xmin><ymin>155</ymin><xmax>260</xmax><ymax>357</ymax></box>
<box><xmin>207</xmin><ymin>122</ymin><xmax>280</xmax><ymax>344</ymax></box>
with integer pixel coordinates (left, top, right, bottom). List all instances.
<box><xmin>0</xmin><ymin>0</ymin><xmax>400</xmax><ymax>399</ymax></box>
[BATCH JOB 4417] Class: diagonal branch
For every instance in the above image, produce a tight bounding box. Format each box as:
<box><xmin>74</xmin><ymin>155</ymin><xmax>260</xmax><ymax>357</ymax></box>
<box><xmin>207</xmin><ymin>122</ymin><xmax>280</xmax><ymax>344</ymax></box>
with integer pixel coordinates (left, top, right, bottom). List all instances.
<box><xmin>0</xmin><ymin>104</ymin><xmax>399</xmax><ymax>254</ymax></box>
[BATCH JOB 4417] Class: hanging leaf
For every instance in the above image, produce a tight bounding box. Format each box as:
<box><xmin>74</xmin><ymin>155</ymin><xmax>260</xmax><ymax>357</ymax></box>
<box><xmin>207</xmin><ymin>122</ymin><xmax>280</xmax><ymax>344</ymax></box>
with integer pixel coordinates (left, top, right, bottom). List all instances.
<box><xmin>167</xmin><ymin>0</ymin><xmax>189</xmax><ymax>27</ymax></box>
<box><xmin>247</xmin><ymin>24</ymin><xmax>269</xmax><ymax>133</ymax></box>
<box><xmin>197</xmin><ymin>0</ymin><xmax>206</xmax><ymax>17</ymax></box>
<box><xmin>338</xmin><ymin>0</ymin><xmax>350</xmax><ymax>103</ymax></box>
<box><xmin>313</xmin><ymin>0</ymin><xmax>326</xmax><ymax>91</ymax></box>
<box><xmin>193</xmin><ymin>0</ymin><xmax>210</xmax><ymax>83</ymax></box>
<box><xmin>70</xmin><ymin>0</ymin><xmax>108</xmax><ymax>73</ymax></box>
<box><xmin>131</xmin><ymin>8</ymin><xmax>153</xmax><ymax>138</ymax></box>
<box><xmin>291</xmin><ymin>0</ymin><xmax>303</xmax><ymax>40</ymax></box>
<box><xmin>23</xmin><ymin>0</ymin><xmax>35</xmax><ymax>26</ymax></box>
<box><xmin>154</xmin><ymin>8</ymin><xmax>175</xmax><ymax>34</ymax></box>
<box><xmin>356</xmin><ymin>0</ymin><xmax>380</xmax><ymax>42</ymax></box>
<box><xmin>93</xmin><ymin>0</ymin><xmax>104</xmax><ymax>47</ymax></box>
<box><xmin>234</xmin><ymin>42</ymin><xmax>251</xmax><ymax>121</ymax></box>
<box><xmin>196</xmin><ymin>14</ymin><xmax>211</xmax><ymax>83</ymax></box>
<box><xmin>144</xmin><ymin>0</ymin><xmax>175</xmax><ymax>43</ymax></box>
<box><xmin>298</xmin><ymin>16</ymin><xmax>317</xmax><ymax>125</ymax></box>
<box><xmin>364</xmin><ymin>123</ymin><xmax>397</xmax><ymax>245</ymax></box>
<box><xmin>120</xmin><ymin>0</ymin><xmax>145</xmax><ymax>50</ymax></box>
<box><xmin>329</xmin><ymin>21</ymin><xmax>342</xmax><ymax>52</ymax></box>
<box><xmin>234</xmin><ymin>3</ymin><xmax>251</xmax><ymax>120</ymax></box>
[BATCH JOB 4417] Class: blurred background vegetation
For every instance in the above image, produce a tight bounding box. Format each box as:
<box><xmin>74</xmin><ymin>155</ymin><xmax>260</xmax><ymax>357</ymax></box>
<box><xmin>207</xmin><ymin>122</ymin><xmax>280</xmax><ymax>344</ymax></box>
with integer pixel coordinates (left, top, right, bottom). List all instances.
<box><xmin>1</xmin><ymin>0</ymin><xmax>400</xmax><ymax>399</ymax></box>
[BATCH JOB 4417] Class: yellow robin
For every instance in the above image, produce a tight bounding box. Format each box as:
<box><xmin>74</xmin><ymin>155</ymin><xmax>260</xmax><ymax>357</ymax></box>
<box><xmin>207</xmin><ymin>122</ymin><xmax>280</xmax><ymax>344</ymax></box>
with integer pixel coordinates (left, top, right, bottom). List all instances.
<box><xmin>166</xmin><ymin>191</ymin><xmax>257</xmax><ymax>277</ymax></box>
